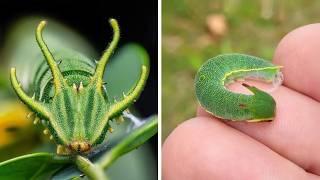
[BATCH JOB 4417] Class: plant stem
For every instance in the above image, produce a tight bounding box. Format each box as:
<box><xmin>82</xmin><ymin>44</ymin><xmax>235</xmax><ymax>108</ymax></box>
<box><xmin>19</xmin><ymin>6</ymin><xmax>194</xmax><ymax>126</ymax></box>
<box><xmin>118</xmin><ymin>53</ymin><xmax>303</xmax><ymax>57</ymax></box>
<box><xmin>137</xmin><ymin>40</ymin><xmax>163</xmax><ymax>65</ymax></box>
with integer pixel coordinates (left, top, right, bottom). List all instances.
<box><xmin>74</xmin><ymin>155</ymin><xmax>108</xmax><ymax>180</ymax></box>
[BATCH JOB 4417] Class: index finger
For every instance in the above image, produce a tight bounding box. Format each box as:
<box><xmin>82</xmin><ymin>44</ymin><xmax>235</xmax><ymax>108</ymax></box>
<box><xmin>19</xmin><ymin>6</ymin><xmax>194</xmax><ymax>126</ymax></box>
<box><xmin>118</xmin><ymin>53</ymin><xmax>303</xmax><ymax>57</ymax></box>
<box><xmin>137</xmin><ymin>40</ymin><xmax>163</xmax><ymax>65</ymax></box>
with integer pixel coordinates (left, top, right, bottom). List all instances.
<box><xmin>274</xmin><ymin>23</ymin><xmax>320</xmax><ymax>101</ymax></box>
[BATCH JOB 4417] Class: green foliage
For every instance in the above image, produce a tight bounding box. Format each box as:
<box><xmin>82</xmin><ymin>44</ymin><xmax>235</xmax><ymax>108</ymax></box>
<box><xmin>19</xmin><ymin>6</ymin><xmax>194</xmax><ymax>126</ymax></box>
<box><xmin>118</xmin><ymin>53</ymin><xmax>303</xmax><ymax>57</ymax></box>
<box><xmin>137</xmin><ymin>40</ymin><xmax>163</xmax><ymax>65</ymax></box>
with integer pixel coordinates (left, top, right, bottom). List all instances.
<box><xmin>105</xmin><ymin>44</ymin><xmax>149</xmax><ymax>100</ymax></box>
<box><xmin>97</xmin><ymin>116</ymin><xmax>158</xmax><ymax>169</ymax></box>
<box><xmin>0</xmin><ymin>153</ymin><xmax>71</xmax><ymax>179</ymax></box>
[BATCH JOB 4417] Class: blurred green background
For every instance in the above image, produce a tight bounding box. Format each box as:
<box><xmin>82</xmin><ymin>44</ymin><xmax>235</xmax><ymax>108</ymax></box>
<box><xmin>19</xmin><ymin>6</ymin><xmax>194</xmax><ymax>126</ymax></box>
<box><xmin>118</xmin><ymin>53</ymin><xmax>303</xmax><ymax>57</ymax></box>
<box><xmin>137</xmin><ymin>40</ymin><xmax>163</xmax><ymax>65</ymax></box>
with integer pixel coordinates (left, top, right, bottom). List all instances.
<box><xmin>162</xmin><ymin>0</ymin><xmax>320</xmax><ymax>140</ymax></box>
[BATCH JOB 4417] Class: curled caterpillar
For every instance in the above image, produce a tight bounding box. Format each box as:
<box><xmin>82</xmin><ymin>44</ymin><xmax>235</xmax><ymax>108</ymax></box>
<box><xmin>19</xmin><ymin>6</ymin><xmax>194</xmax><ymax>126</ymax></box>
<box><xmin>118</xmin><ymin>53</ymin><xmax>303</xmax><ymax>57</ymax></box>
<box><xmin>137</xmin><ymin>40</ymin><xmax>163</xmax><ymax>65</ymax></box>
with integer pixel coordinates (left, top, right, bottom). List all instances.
<box><xmin>194</xmin><ymin>53</ymin><xmax>283</xmax><ymax>122</ymax></box>
<box><xmin>10</xmin><ymin>19</ymin><xmax>149</xmax><ymax>154</ymax></box>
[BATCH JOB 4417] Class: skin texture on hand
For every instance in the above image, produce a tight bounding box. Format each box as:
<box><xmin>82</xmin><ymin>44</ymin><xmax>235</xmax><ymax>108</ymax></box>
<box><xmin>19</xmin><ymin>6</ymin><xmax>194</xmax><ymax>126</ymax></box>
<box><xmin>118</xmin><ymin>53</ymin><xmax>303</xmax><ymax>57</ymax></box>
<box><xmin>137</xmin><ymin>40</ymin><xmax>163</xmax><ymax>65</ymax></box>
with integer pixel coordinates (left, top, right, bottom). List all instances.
<box><xmin>163</xmin><ymin>24</ymin><xmax>320</xmax><ymax>180</ymax></box>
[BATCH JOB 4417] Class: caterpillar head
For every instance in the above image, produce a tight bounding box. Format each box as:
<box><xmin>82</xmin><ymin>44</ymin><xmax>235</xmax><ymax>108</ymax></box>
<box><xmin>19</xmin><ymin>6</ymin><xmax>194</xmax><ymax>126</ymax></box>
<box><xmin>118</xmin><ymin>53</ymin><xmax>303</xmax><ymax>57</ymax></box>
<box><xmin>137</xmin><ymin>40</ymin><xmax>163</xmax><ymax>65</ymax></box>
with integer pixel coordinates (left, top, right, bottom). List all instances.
<box><xmin>10</xmin><ymin>19</ymin><xmax>148</xmax><ymax>154</ymax></box>
<box><xmin>242</xmin><ymin>83</ymin><xmax>276</xmax><ymax>121</ymax></box>
<box><xmin>44</xmin><ymin>80</ymin><xmax>111</xmax><ymax>154</ymax></box>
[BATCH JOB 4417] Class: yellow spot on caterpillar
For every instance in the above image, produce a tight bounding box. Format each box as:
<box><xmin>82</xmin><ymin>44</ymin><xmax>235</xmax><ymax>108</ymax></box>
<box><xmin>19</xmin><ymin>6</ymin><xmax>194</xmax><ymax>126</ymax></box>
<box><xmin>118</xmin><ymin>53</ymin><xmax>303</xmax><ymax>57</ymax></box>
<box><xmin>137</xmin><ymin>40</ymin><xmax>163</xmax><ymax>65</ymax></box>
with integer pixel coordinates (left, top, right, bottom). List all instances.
<box><xmin>79</xmin><ymin>81</ymin><xmax>84</xmax><ymax>91</ymax></box>
<box><xmin>108</xmin><ymin>127</ymin><xmax>114</xmax><ymax>133</ymax></box>
<box><xmin>246</xmin><ymin>118</ymin><xmax>273</xmax><ymax>122</ymax></box>
<box><xmin>69</xmin><ymin>141</ymin><xmax>91</xmax><ymax>153</ymax></box>
<box><xmin>43</xmin><ymin>129</ymin><xmax>49</xmax><ymax>135</ymax></box>
<box><xmin>72</xmin><ymin>83</ymin><xmax>77</xmax><ymax>90</ymax></box>
<box><xmin>27</xmin><ymin>112</ymin><xmax>34</xmax><ymax>119</ymax></box>
<box><xmin>33</xmin><ymin>117</ymin><xmax>40</xmax><ymax>125</ymax></box>
<box><xmin>31</xmin><ymin>93</ymin><xmax>36</xmax><ymax>100</ymax></box>
<box><xmin>57</xmin><ymin>145</ymin><xmax>72</xmax><ymax>155</ymax></box>
<box><xmin>116</xmin><ymin>116</ymin><xmax>124</xmax><ymax>124</ymax></box>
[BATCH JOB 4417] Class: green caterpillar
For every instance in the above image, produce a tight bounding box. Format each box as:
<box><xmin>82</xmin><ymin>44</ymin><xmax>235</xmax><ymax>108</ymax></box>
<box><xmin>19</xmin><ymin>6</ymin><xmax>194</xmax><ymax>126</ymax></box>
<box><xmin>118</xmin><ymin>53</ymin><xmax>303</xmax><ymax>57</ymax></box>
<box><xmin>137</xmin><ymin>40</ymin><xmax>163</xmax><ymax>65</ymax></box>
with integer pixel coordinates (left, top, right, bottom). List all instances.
<box><xmin>9</xmin><ymin>19</ymin><xmax>148</xmax><ymax>154</ymax></box>
<box><xmin>195</xmin><ymin>53</ymin><xmax>283</xmax><ymax>122</ymax></box>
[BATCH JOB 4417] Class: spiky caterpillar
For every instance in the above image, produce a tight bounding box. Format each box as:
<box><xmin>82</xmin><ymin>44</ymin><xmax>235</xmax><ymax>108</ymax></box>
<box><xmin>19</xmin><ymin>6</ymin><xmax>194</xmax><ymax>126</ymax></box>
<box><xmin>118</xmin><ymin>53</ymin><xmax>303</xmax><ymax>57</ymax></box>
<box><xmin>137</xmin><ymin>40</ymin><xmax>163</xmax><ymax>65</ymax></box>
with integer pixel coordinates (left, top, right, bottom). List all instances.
<box><xmin>195</xmin><ymin>53</ymin><xmax>283</xmax><ymax>121</ymax></box>
<box><xmin>10</xmin><ymin>19</ymin><xmax>149</xmax><ymax>154</ymax></box>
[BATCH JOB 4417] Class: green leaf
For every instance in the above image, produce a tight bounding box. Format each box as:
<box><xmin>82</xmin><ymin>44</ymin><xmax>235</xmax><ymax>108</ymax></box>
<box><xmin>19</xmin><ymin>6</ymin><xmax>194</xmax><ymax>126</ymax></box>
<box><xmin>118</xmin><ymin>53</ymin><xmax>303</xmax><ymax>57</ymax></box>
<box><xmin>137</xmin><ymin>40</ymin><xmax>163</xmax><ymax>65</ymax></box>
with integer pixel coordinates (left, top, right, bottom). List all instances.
<box><xmin>0</xmin><ymin>153</ymin><xmax>71</xmax><ymax>180</ymax></box>
<box><xmin>104</xmin><ymin>43</ymin><xmax>149</xmax><ymax>100</ymax></box>
<box><xmin>97</xmin><ymin>115</ymin><xmax>158</xmax><ymax>169</ymax></box>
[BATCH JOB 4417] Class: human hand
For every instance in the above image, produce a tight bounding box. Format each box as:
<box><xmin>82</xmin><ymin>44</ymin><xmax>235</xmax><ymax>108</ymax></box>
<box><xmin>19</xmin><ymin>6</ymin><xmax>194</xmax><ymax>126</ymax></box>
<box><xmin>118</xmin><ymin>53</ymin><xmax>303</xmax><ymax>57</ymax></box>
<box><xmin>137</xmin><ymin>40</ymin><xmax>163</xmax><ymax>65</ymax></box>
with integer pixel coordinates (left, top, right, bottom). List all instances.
<box><xmin>163</xmin><ymin>24</ymin><xmax>320</xmax><ymax>180</ymax></box>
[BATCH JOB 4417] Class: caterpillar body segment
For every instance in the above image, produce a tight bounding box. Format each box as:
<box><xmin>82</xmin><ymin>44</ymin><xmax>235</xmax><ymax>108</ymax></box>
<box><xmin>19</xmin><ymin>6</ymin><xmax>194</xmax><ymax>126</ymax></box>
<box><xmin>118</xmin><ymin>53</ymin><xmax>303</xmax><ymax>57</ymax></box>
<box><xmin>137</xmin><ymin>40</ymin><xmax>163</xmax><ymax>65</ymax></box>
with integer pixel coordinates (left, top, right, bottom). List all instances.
<box><xmin>195</xmin><ymin>53</ymin><xmax>282</xmax><ymax>121</ymax></box>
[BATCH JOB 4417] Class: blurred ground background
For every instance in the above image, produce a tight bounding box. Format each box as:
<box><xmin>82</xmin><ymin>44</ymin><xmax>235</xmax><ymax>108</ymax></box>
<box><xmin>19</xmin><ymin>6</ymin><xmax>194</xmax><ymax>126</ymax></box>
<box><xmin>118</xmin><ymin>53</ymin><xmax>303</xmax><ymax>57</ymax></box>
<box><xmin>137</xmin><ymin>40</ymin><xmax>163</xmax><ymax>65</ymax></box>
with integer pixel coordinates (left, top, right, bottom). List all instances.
<box><xmin>162</xmin><ymin>0</ymin><xmax>320</xmax><ymax>140</ymax></box>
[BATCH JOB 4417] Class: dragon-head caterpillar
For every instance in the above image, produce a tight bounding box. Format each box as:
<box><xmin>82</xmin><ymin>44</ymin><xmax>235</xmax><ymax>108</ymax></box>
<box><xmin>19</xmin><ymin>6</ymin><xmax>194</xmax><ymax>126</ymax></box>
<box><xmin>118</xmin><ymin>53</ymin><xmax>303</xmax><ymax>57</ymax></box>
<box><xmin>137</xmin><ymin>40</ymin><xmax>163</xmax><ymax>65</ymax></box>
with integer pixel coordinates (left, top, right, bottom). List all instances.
<box><xmin>10</xmin><ymin>19</ymin><xmax>149</xmax><ymax>154</ymax></box>
<box><xmin>195</xmin><ymin>53</ymin><xmax>282</xmax><ymax>122</ymax></box>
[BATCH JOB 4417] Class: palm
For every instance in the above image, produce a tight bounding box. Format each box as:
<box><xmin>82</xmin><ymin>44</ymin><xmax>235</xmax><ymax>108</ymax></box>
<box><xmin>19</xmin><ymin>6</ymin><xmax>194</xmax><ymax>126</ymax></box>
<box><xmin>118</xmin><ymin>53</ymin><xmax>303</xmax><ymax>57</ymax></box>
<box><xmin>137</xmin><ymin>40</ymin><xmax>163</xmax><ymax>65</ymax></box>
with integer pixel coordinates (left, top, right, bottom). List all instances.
<box><xmin>163</xmin><ymin>24</ymin><xmax>320</xmax><ymax>179</ymax></box>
